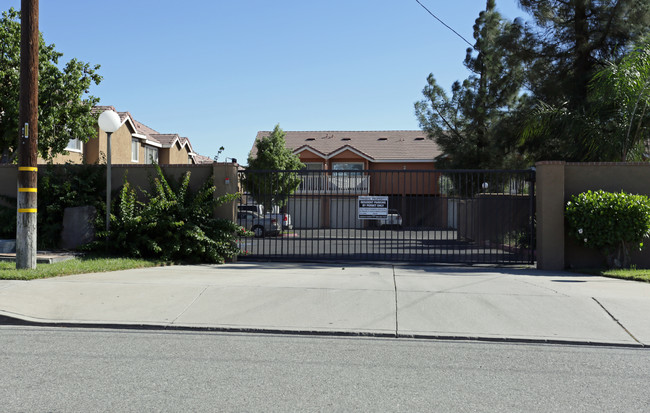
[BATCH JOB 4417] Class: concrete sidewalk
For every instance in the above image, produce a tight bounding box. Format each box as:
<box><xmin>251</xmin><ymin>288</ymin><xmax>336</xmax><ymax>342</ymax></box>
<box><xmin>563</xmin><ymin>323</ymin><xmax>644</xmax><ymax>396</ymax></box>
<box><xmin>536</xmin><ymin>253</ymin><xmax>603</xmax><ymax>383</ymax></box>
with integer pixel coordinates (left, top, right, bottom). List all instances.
<box><xmin>0</xmin><ymin>263</ymin><xmax>649</xmax><ymax>346</ymax></box>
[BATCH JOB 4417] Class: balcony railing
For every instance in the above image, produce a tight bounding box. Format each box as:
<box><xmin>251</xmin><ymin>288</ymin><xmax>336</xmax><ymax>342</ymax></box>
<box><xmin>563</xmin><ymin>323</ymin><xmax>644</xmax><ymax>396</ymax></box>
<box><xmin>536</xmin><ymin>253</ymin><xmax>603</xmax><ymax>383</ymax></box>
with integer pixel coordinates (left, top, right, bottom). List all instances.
<box><xmin>296</xmin><ymin>174</ymin><xmax>370</xmax><ymax>194</ymax></box>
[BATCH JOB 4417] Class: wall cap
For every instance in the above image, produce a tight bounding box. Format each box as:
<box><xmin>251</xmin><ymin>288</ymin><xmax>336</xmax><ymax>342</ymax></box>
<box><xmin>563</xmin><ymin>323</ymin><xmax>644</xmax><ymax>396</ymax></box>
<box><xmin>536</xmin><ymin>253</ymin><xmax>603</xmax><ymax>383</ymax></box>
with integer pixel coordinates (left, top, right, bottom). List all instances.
<box><xmin>536</xmin><ymin>161</ymin><xmax>649</xmax><ymax>166</ymax></box>
<box><xmin>535</xmin><ymin>161</ymin><xmax>566</xmax><ymax>165</ymax></box>
<box><xmin>565</xmin><ymin>162</ymin><xmax>650</xmax><ymax>166</ymax></box>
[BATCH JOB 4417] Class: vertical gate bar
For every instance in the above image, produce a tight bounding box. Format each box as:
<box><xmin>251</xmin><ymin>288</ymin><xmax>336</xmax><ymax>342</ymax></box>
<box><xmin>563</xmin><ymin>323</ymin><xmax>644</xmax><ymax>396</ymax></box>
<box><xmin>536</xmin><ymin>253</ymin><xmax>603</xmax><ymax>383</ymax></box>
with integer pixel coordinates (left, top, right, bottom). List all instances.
<box><xmin>318</xmin><ymin>170</ymin><xmax>321</xmax><ymax>260</ymax></box>
<box><xmin>270</xmin><ymin>170</ymin><xmax>275</xmax><ymax>258</ymax></box>
<box><xmin>279</xmin><ymin>170</ymin><xmax>283</xmax><ymax>259</ymax></box>
<box><xmin>468</xmin><ymin>171</ymin><xmax>473</xmax><ymax>264</ymax></box>
<box><xmin>321</xmin><ymin>172</ymin><xmax>326</xmax><ymax>260</ymax></box>
<box><xmin>291</xmin><ymin>170</ymin><xmax>295</xmax><ymax>260</ymax></box>
<box><xmin>401</xmin><ymin>169</ymin><xmax>405</xmax><ymax>261</ymax></box>
<box><xmin>266</xmin><ymin>170</ymin><xmax>271</xmax><ymax>258</ymax></box>
<box><xmin>488</xmin><ymin>171</ymin><xmax>494</xmax><ymax>263</ymax></box>
<box><xmin>338</xmin><ymin>181</ymin><xmax>342</xmax><ymax>260</ymax></box>
<box><xmin>415</xmin><ymin>170</ymin><xmax>419</xmax><ymax>262</ymax></box>
<box><xmin>314</xmin><ymin>170</ymin><xmax>318</xmax><ymax>260</ymax></box>
<box><xmin>396</xmin><ymin>169</ymin><xmax>400</xmax><ymax>261</ymax></box>
<box><xmin>435</xmin><ymin>170</ymin><xmax>440</xmax><ymax>262</ymax></box>
<box><xmin>384</xmin><ymin>171</ymin><xmax>390</xmax><ymax>259</ymax></box>
<box><xmin>386</xmin><ymin>169</ymin><xmax>389</xmax><ymax>260</ymax></box>
<box><xmin>238</xmin><ymin>172</ymin><xmax>242</xmax><ymax>258</ymax></box>
<box><xmin>364</xmin><ymin>170</ymin><xmax>369</xmax><ymax>259</ymax></box>
<box><xmin>347</xmin><ymin>174</ymin><xmax>351</xmax><ymax>260</ymax></box>
<box><xmin>454</xmin><ymin>171</ymin><xmax>457</xmax><ymax>263</ymax></box>
<box><xmin>391</xmin><ymin>170</ymin><xmax>395</xmax><ymax>261</ymax></box>
<box><xmin>430</xmin><ymin>169</ymin><xmax>434</xmax><ymax>262</ymax></box>
<box><xmin>258</xmin><ymin>171</ymin><xmax>263</xmax><ymax>258</ymax></box>
<box><xmin>383</xmin><ymin>170</ymin><xmax>388</xmax><ymax>260</ymax></box>
<box><xmin>385</xmin><ymin>170</ymin><xmax>389</xmax><ymax>260</ymax></box>
<box><xmin>498</xmin><ymin>171</ymin><xmax>503</xmax><ymax>264</ymax></box>
<box><xmin>501</xmin><ymin>171</ymin><xmax>506</xmax><ymax>264</ymax></box>
<box><xmin>335</xmin><ymin>184</ymin><xmax>339</xmax><ymax>260</ymax></box>
<box><xmin>271</xmin><ymin>171</ymin><xmax>276</xmax><ymax>258</ymax></box>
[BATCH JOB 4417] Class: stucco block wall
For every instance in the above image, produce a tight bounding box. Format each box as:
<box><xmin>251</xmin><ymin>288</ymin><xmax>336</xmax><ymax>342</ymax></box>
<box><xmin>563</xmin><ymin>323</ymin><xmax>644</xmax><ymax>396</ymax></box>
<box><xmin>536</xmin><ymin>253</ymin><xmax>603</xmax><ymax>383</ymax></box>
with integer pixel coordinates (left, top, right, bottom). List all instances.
<box><xmin>0</xmin><ymin>166</ymin><xmax>17</xmax><ymax>208</ymax></box>
<box><xmin>536</xmin><ymin>161</ymin><xmax>650</xmax><ymax>269</ymax></box>
<box><xmin>0</xmin><ymin>163</ymin><xmax>238</xmax><ymax>235</ymax></box>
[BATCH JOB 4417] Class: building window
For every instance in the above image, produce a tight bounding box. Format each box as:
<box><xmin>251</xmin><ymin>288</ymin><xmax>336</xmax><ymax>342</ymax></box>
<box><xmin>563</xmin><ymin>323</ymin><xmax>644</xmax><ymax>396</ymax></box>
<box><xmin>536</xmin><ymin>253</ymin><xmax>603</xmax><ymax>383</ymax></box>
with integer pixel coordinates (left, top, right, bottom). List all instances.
<box><xmin>331</xmin><ymin>162</ymin><xmax>365</xmax><ymax>191</ymax></box>
<box><xmin>65</xmin><ymin>138</ymin><xmax>82</xmax><ymax>153</ymax></box>
<box><xmin>332</xmin><ymin>162</ymin><xmax>363</xmax><ymax>176</ymax></box>
<box><xmin>131</xmin><ymin>139</ymin><xmax>139</xmax><ymax>162</ymax></box>
<box><xmin>145</xmin><ymin>146</ymin><xmax>159</xmax><ymax>164</ymax></box>
<box><xmin>303</xmin><ymin>162</ymin><xmax>324</xmax><ymax>170</ymax></box>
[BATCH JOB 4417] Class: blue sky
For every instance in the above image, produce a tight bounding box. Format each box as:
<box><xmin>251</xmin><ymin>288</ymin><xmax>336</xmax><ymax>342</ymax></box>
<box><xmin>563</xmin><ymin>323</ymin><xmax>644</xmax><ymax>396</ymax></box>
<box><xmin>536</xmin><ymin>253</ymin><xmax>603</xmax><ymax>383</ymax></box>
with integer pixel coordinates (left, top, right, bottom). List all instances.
<box><xmin>5</xmin><ymin>0</ymin><xmax>525</xmax><ymax>165</ymax></box>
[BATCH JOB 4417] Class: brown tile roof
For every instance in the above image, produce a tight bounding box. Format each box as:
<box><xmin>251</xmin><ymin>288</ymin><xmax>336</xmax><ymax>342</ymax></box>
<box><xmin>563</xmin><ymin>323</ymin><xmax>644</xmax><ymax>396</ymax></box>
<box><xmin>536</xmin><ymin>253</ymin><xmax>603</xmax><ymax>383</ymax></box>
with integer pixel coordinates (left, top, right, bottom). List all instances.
<box><xmin>151</xmin><ymin>133</ymin><xmax>180</xmax><ymax>146</ymax></box>
<box><xmin>93</xmin><ymin>106</ymin><xmax>133</xmax><ymax>125</ymax></box>
<box><xmin>251</xmin><ymin>131</ymin><xmax>441</xmax><ymax>161</ymax></box>
<box><xmin>93</xmin><ymin>106</ymin><xmax>203</xmax><ymax>158</ymax></box>
<box><xmin>192</xmin><ymin>154</ymin><xmax>214</xmax><ymax>164</ymax></box>
<box><xmin>132</xmin><ymin>119</ymin><xmax>160</xmax><ymax>137</ymax></box>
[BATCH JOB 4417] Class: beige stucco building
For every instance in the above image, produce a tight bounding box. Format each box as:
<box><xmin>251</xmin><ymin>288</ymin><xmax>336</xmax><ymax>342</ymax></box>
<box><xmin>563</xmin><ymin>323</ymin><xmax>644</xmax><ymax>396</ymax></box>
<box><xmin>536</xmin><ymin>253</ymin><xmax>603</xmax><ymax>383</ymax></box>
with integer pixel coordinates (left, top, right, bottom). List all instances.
<box><xmin>42</xmin><ymin>106</ymin><xmax>210</xmax><ymax>165</ymax></box>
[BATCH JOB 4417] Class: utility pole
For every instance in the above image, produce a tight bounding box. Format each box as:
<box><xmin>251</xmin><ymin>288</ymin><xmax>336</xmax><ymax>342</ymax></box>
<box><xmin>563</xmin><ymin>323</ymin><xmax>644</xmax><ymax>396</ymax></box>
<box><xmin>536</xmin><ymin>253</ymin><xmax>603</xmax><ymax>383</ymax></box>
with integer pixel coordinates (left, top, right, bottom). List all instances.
<box><xmin>16</xmin><ymin>0</ymin><xmax>39</xmax><ymax>269</ymax></box>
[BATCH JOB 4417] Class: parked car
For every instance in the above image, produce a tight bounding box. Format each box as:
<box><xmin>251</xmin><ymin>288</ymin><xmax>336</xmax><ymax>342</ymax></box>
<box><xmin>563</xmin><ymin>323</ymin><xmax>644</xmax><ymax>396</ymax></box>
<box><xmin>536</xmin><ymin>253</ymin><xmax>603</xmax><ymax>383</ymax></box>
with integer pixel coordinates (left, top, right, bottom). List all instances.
<box><xmin>237</xmin><ymin>211</ymin><xmax>281</xmax><ymax>238</ymax></box>
<box><xmin>238</xmin><ymin>204</ymin><xmax>264</xmax><ymax>215</ymax></box>
<box><xmin>378</xmin><ymin>209</ymin><xmax>403</xmax><ymax>229</ymax></box>
<box><xmin>238</xmin><ymin>204</ymin><xmax>293</xmax><ymax>230</ymax></box>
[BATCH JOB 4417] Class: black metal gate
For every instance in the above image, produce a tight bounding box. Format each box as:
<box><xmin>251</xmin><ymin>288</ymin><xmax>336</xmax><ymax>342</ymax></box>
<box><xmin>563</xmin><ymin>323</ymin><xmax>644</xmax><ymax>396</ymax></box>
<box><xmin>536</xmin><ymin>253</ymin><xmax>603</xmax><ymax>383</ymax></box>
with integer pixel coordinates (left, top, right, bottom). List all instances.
<box><xmin>237</xmin><ymin>169</ymin><xmax>535</xmax><ymax>265</ymax></box>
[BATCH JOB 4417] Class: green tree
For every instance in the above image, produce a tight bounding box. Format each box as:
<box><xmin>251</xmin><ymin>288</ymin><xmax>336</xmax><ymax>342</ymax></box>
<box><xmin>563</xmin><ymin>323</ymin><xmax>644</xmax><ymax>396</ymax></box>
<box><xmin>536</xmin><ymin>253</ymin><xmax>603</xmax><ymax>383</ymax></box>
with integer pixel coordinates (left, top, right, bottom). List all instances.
<box><xmin>590</xmin><ymin>42</ymin><xmax>650</xmax><ymax>161</ymax></box>
<box><xmin>0</xmin><ymin>7</ymin><xmax>102</xmax><ymax>163</ymax></box>
<box><xmin>523</xmin><ymin>41</ymin><xmax>650</xmax><ymax>161</ymax></box>
<box><xmin>244</xmin><ymin>124</ymin><xmax>304</xmax><ymax>211</ymax></box>
<box><xmin>518</xmin><ymin>0</ymin><xmax>650</xmax><ymax>108</ymax></box>
<box><xmin>415</xmin><ymin>0</ymin><xmax>527</xmax><ymax>169</ymax></box>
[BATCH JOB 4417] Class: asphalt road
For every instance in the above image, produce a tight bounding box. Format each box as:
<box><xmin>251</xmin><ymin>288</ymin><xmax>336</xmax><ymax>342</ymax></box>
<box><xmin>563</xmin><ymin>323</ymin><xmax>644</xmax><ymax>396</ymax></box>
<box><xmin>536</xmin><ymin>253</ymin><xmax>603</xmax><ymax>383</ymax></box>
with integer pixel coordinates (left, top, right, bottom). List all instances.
<box><xmin>2</xmin><ymin>326</ymin><xmax>649</xmax><ymax>412</ymax></box>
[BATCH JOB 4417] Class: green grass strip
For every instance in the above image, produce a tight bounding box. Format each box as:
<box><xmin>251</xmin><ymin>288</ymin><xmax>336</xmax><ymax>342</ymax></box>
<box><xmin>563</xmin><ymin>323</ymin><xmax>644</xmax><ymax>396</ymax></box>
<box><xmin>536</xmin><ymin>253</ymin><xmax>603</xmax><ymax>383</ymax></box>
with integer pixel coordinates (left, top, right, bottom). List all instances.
<box><xmin>576</xmin><ymin>268</ymin><xmax>650</xmax><ymax>283</ymax></box>
<box><xmin>600</xmin><ymin>268</ymin><xmax>650</xmax><ymax>283</ymax></box>
<box><xmin>0</xmin><ymin>257</ymin><xmax>167</xmax><ymax>280</ymax></box>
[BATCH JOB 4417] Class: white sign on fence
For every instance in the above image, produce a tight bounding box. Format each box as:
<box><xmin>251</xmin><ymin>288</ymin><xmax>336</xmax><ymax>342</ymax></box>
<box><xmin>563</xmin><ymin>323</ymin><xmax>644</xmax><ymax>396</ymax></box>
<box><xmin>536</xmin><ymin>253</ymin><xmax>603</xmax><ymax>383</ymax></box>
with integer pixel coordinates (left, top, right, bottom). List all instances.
<box><xmin>358</xmin><ymin>196</ymin><xmax>388</xmax><ymax>219</ymax></box>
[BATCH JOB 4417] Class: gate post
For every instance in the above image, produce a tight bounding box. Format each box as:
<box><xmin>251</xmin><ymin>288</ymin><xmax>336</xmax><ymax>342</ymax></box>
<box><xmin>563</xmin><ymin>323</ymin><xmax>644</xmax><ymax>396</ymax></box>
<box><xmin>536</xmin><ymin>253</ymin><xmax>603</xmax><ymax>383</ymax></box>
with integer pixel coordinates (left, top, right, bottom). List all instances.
<box><xmin>536</xmin><ymin>161</ymin><xmax>566</xmax><ymax>270</ymax></box>
<box><xmin>213</xmin><ymin>162</ymin><xmax>238</xmax><ymax>221</ymax></box>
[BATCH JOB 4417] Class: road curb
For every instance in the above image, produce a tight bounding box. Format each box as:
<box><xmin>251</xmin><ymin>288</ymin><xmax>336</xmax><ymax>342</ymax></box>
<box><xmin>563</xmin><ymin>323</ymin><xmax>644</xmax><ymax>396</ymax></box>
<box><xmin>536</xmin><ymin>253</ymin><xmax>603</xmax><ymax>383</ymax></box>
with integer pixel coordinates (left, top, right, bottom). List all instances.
<box><xmin>1</xmin><ymin>314</ymin><xmax>645</xmax><ymax>349</ymax></box>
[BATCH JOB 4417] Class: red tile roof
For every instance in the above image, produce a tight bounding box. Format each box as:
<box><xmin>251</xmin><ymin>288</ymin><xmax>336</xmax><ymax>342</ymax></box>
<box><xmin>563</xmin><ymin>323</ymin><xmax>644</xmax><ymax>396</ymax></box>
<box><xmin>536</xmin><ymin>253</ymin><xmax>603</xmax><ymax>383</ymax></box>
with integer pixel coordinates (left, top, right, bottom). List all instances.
<box><xmin>252</xmin><ymin>131</ymin><xmax>441</xmax><ymax>162</ymax></box>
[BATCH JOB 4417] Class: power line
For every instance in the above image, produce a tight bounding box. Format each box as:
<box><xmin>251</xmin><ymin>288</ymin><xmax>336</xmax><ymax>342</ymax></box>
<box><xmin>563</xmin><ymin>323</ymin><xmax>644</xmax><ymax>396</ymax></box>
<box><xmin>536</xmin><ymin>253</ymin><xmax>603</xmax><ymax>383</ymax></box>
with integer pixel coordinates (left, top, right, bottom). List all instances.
<box><xmin>415</xmin><ymin>0</ymin><xmax>473</xmax><ymax>47</ymax></box>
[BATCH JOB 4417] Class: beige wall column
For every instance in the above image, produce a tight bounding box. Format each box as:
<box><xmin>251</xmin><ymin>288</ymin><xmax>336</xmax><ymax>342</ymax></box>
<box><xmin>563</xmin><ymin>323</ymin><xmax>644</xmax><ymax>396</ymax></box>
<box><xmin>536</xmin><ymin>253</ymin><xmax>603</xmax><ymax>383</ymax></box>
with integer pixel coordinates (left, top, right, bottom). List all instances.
<box><xmin>213</xmin><ymin>162</ymin><xmax>238</xmax><ymax>221</ymax></box>
<box><xmin>536</xmin><ymin>161</ymin><xmax>566</xmax><ymax>270</ymax></box>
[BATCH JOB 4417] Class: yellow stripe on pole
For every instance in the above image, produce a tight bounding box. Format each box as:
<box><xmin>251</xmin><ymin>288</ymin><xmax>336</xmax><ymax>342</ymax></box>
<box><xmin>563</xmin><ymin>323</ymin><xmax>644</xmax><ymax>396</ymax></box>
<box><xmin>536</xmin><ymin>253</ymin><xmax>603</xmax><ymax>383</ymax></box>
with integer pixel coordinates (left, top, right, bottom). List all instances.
<box><xmin>18</xmin><ymin>166</ymin><xmax>38</xmax><ymax>172</ymax></box>
<box><xmin>18</xmin><ymin>208</ymin><xmax>37</xmax><ymax>213</ymax></box>
<box><xmin>18</xmin><ymin>188</ymin><xmax>37</xmax><ymax>192</ymax></box>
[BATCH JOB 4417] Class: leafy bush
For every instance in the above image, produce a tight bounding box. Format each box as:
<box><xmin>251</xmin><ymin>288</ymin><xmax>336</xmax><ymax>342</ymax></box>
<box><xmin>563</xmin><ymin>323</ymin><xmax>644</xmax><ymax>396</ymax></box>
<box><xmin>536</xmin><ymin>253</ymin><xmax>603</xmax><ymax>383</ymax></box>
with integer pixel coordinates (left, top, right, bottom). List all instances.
<box><xmin>94</xmin><ymin>165</ymin><xmax>247</xmax><ymax>263</ymax></box>
<box><xmin>565</xmin><ymin>190</ymin><xmax>650</xmax><ymax>268</ymax></box>
<box><xmin>38</xmin><ymin>164</ymin><xmax>105</xmax><ymax>248</ymax></box>
<box><xmin>0</xmin><ymin>164</ymin><xmax>105</xmax><ymax>247</ymax></box>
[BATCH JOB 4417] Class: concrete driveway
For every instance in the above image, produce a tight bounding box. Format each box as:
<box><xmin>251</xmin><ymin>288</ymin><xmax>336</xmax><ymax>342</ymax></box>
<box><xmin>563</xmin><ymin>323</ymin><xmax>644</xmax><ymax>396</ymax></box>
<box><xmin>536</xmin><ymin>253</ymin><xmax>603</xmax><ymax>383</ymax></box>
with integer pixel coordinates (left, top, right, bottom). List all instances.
<box><xmin>0</xmin><ymin>263</ymin><xmax>648</xmax><ymax>346</ymax></box>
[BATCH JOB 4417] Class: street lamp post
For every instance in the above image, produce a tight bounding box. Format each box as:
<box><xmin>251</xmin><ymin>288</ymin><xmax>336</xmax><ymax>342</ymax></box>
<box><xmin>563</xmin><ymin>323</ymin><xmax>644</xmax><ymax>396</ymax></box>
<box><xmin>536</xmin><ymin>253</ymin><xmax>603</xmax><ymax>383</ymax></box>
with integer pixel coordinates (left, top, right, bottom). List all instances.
<box><xmin>97</xmin><ymin>110</ymin><xmax>121</xmax><ymax>235</ymax></box>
